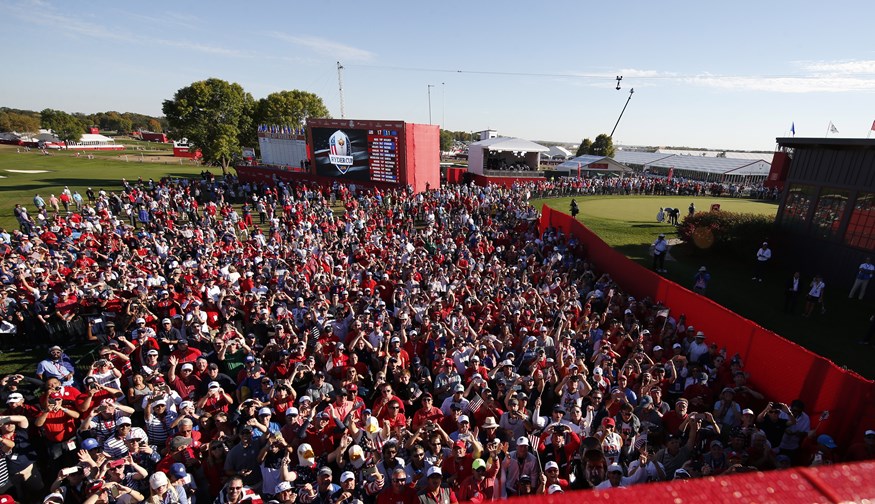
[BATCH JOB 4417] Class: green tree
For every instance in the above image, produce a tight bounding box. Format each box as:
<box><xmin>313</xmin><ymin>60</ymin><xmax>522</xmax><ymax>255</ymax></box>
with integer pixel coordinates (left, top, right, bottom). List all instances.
<box><xmin>590</xmin><ymin>134</ymin><xmax>615</xmax><ymax>157</ymax></box>
<box><xmin>40</xmin><ymin>108</ymin><xmax>84</xmax><ymax>145</ymax></box>
<box><xmin>255</xmin><ymin>90</ymin><xmax>330</xmax><ymax>129</ymax></box>
<box><xmin>147</xmin><ymin>119</ymin><xmax>163</xmax><ymax>133</ymax></box>
<box><xmin>440</xmin><ymin>130</ymin><xmax>454</xmax><ymax>152</ymax></box>
<box><xmin>0</xmin><ymin>111</ymin><xmax>40</xmax><ymax>133</ymax></box>
<box><xmin>576</xmin><ymin>138</ymin><xmax>592</xmax><ymax>156</ymax></box>
<box><xmin>162</xmin><ymin>78</ymin><xmax>255</xmax><ymax>174</ymax></box>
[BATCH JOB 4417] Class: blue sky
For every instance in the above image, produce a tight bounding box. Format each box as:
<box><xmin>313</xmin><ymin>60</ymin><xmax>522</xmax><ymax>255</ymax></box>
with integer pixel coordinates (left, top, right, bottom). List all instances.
<box><xmin>2</xmin><ymin>0</ymin><xmax>875</xmax><ymax>151</ymax></box>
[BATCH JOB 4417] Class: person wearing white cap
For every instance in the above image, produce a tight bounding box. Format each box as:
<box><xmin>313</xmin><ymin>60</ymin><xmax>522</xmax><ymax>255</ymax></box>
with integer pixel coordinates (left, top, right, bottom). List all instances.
<box><xmin>753</xmin><ymin>241</ymin><xmax>771</xmax><ymax>282</ymax></box>
<box><xmin>846</xmin><ymin>429</ymin><xmax>875</xmax><ymax>461</ymax></box>
<box><xmin>332</xmin><ymin>471</ymin><xmax>361</xmax><ymax>503</ymax></box>
<box><xmin>593</xmin><ymin>460</ymin><xmax>649</xmax><ymax>489</ymax></box>
<box><xmin>501</xmin><ymin>436</ymin><xmax>539</xmax><ymax>497</ymax></box>
<box><xmin>651</xmin><ymin>233</ymin><xmax>669</xmax><ymax>273</ymax></box>
<box><xmin>440</xmin><ymin>383</ymin><xmax>470</xmax><ymax>416</ymax></box>
<box><xmin>423</xmin><ymin>466</ymin><xmax>458</xmax><ymax>503</ymax></box>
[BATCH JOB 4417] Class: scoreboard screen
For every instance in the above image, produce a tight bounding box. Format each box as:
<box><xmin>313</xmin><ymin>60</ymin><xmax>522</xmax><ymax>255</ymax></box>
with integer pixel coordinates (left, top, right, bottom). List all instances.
<box><xmin>311</xmin><ymin>126</ymin><xmax>400</xmax><ymax>183</ymax></box>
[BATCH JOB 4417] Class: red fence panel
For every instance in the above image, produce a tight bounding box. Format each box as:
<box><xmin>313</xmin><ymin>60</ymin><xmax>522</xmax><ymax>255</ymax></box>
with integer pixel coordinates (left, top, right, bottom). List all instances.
<box><xmin>539</xmin><ymin>204</ymin><xmax>875</xmax><ymax>449</ymax></box>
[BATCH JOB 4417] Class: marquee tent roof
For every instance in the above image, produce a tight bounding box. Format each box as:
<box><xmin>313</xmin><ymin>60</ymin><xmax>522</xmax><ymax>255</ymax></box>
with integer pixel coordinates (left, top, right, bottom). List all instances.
<box><xmin>556</xmin><ymin>155</ymin><xmax>631</xmax><ymax>172</ymax></box>
<box><xmin>613</xmin><ymin>151</ymin><xmax>675</xmax><ymax>165</ymax></box>
<box><xmin>470</xmin><ymin>137</ymin><xmax>549</xmax><ymax>153</ymax></box>
<box><xmin>646</xmin><ymin>155</ymin><xmax>771</xmax><ymax>176</ymax></box>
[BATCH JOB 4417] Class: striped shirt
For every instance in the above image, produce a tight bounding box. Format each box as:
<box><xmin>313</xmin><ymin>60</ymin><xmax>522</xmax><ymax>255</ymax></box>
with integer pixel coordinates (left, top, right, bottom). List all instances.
<box><xmin>145</xmin><ymin>411</ymin><xmax>177</xmax><ymax>446</ymax></box>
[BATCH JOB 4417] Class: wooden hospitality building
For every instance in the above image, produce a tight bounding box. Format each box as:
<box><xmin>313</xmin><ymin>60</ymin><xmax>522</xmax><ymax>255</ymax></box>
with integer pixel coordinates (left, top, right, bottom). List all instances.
<box><xmin>768</xmin><ymin>137</ymin><xmax>875</xmax><ymax>293</ymax></box>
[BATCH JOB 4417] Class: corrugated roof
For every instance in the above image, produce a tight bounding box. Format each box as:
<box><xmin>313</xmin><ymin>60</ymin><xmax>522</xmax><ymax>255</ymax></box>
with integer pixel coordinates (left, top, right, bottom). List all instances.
<box><xmin>613</xmin><ymin>151</ymin><xmax>675</xmax><ymax>165</ymax></box>
<box><xmin>647</xmin><ymin>155</ymin><xmax>770</xmax><ymax>175</ymax></box>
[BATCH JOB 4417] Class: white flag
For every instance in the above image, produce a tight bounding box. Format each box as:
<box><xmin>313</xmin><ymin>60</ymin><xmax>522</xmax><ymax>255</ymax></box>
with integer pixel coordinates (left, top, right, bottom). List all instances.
<box><xmin>829</xmin><ymin>122</ymin><xmax>839</xmax><ymax>134</ymax></box>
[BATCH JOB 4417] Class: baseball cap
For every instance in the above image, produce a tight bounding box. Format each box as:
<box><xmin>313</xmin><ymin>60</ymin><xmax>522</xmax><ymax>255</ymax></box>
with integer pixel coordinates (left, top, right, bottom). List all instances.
<box><xmin>454</xmin><ymin>384</ymin><xmax>465</xmax><ymax>393</ymax></box>
<box><xmin>285</xmin><ymin>407</ymin><xmax>299</xmax><ymax>417</ymax></box>
<box><xmin>340</xmin><ymin>471</ymin><xmax>355</xmax><ymax>483</ymax></box>
<box><xmin>472</xmin><ymin>459</ymin><xmax>487</xmax><ymax>471</ymax></box>
<box><xmin>516</xmin><ymin>436</ymin><xmax>529</xmax><ymax>446</ymax></box>
<box><xmin>82</xmin><ymin>438</ymin><xmax>99</xmax><ymax>450</ymax></box>
<box><xmin>427</xmin><ymin>466</ymin><xmax>442</xmax><ymax>477</ymax></box>
<box><xmin>318</xmin><ymin>466</ymin><xmax>332</xmax><ymax>476</ymax></box>
<box><xmin>117</xmin><ymin>416</ymin><xmax>132</xmax><ymax>426</ymax></box>
<box><xmin>150</xmin><ymin>471</ymin><xmax>169</xmax><ymax>489</ymax></box>
<box><xmin>180</xmin><ymin>363</ymin><xmax>194</xmax><ymax>372</ymax></box>
<box><xmin>545</xmin><ymin>461</ymin><xmax>559</xmax><ymax>471</ymax></box>
<box><xmin>602</xmin><ymin>417</ymin><xmax>616</xmax><ymax>427</ymax></box>
<box><xmin>170</xmin><ymin>463</ymin><xmax>187</xmax><ymax>478</ymax></box>
<box><xmin>547</xmin><ymin>484</ymin><xmax>564</xmax><ymax>494</ymax></box>
<box><xmin>258</xmin><ymin>407</ymin><xmax>272</xmax><ymax>416</ymax></box>
<box><xmin>742</xmin><ymin>408</ymin><xmax>755</xmax><ymax>415</ymax></box>
<box><xmin>608</xmin><ymin>463</ymin><xmax>623</xmax><ymax>473</ymax></box>
<box><xmin>458</xmin><ymin>415</ymin><xmax>470</xmax><ymax>424</ymax></box>
<box><xmin>275</xmin><ymin>481</ymin><xmax>294</xmax><ymax>494</ymax></box>
<box><xmin>653</xmin><ymin>345</ymin><xmax>663</xmax><ymax>352</ymax></box>
<box><xmin>817</xmin><ymin>434</ymin><xmax>837</xmax><ymax>449</ymax></box>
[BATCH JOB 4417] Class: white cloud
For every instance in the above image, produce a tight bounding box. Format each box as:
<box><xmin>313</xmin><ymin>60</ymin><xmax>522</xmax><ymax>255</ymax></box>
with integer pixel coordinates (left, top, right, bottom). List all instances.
<box><xmin>798</xmin><ymin>59</ymin><xmax>875</xmax><ymax>75</ymax></box>
<box><xmin>269</xmin><ymin>32</ymin><xmax>374</xmax><ymax>62</ymax></box>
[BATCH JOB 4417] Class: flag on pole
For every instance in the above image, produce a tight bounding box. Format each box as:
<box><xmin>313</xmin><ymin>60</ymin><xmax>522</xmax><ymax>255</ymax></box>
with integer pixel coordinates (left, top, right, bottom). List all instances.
<box><xmin>667</xmin><ymin>167</ymin><xmax>674</xmax><ymax>182</ymax></box>
<box><xmin>829</xmin><ymin>122</ymin><xmax>839</xmax><ymax>134</ymax></box>
<box><xmin>467</xmin><ymin>394</ymin><xmax>484</xmax><ymax>414</ymax></box>
<box><xmin>790</xmin><ymin>122</ymin><xmax>795</xmax><ymax>136</ymax></box>
<box><xmin>870</xmin><ymin>120</ymin><xmax>875</xmax><ymax>131</ymax></box>
<box><xmin>656</xmin><ymin>309</ymin><xmax>670</xmax><ymax>318</ymax></box>
<box><xmin>528</xmin><ymin>432</ymin><xmax>542</xmax><ymax>451</ymax></box>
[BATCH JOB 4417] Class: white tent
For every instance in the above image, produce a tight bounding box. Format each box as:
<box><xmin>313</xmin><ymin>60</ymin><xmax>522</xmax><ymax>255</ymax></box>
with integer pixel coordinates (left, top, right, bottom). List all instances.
<box><xmin>467</xmin><ymin>137</ymin><xmax>549</xmax><ymax>175</ymax></box>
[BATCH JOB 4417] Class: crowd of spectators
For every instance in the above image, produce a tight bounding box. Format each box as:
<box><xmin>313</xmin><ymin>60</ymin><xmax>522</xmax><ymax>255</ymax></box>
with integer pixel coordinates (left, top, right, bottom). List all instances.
<box><xmin>485</xmin><ymin>159</ymin><xmax>534</xmax><ymax>172</ymax></box>
<box><xmin>0</xmin><ymin>173</ymin><xmax>866</xmax><ymax>504</ymax></box>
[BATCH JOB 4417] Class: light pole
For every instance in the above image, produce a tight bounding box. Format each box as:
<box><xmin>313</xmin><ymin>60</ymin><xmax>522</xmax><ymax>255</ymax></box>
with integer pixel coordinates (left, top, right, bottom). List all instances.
<box><xmin>427</xmin><ymin>84</ymin><xmax>435</xmax><ymax>125</ymax></box>
<box><xmin>441</xmin><ymin>82</ymin><xmax>445</xmax><ymax>128</ymax></box>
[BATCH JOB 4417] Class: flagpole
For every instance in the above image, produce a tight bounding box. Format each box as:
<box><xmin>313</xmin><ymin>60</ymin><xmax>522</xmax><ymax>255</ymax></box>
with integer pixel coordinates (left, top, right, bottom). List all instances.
<box><xmin>825</xmin><ymin>123</ymin><xmax>830</xmax><ymax>137</ymax></box>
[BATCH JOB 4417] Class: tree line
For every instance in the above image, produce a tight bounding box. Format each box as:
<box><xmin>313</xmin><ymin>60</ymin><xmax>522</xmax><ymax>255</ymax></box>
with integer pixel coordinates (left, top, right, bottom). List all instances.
<box><xmin>0</xmin><ymin>107</ymin><xmax>167</xmax><ymax>136</ymax></box>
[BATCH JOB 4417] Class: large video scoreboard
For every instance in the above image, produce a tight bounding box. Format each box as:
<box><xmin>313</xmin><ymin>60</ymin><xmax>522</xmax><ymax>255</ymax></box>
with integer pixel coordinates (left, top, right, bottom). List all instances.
<box><xmin>310</xmin><ymin>119</ymin><xmax>405</xmax><ymax>184</ymax></box>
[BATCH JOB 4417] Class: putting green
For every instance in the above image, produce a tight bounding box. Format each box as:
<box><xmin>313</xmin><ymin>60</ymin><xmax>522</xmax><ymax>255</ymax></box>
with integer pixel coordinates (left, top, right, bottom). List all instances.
<box><xmin>570</xmin><ymin>195</ymin><xmax>778</xmax><ymax>223</ymax></box>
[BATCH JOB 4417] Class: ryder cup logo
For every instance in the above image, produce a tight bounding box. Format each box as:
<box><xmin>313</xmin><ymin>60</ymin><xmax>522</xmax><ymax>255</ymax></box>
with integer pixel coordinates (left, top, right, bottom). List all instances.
<box><xmin>328</xmin><ymin>130</ymin><xmax>354</xmax><ymax>173</ymax></box>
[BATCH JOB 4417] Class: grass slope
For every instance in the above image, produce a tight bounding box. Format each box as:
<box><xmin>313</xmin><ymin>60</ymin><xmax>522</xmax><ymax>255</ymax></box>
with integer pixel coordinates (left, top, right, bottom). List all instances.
<box><xmin>532</xmin><ymin>195</ymin><xmax>874</xmax><ymax>379</ymax></box>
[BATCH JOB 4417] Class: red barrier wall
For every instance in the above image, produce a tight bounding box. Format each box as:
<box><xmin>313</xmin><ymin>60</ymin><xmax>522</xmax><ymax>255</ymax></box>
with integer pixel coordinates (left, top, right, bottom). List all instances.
<box><xmin>445</xmin><ymin>167</ymin><xmax>466</xmax><ymax>184</ymax></box>
<box><xmin>523</xmin><ymin>461</ymin><xmax>875</xmax><ymax>503</ymax></box>
<box><xmin>540</xmin><ymin>205</ymin><xmax>875</xmax><ymax>448</ymax></box>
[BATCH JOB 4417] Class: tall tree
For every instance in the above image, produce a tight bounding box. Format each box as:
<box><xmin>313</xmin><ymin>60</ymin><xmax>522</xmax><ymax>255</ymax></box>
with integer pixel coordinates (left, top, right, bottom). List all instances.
<box><xmin>255</xmin><ymin>90</ymin><xmax>330</xmax><ymax>128</ymax></box>
<box><xmin>0</xmin><ymin>111</ymin><xmax>40</xmax><ymax>133</ymax></box>
<box><xmin>440</xmin><ymin>130</ymin><xmax>454</xmax><ymax>152</ymax></box>
<box><xmin>590</xmin><ymin>134</ymin><xmax>615</xmax><ymax>157</ymax></box>
<box><xmin>40</xmin><ymin>108</ymin><xmax>84</xmax><ymax>145</ymax></box>
<box><xmin>576</xmin><ymin>138</ymin><xmax>592</xmax><ymax>156</ymax></box>
<box><xmin>162</xmin><ymin>78</ymin><xmax>255</xmax><ymax>174</ymax></box>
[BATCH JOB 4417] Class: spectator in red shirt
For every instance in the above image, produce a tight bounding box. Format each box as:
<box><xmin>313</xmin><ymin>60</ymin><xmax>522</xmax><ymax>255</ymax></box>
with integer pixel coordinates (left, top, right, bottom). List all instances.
<box><xmin>456</xmin><ymin>458</ymin><xmax>498</xmax><ymax>502</ymax></box>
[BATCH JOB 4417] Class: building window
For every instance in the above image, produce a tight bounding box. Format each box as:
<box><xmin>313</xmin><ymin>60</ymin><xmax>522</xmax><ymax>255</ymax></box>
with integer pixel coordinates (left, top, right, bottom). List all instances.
<box><xmin>782</xmin><ymin>184</ymin><xmax>816</xmax><ymax>232</ymax></box>
<box><xmin>845</xmin><ymin>192</ymin><xmax>875</xmax><ymax>251</ymax></box>
<box><xmin>811</xmin><ymin>188</ymin><xmax>849</xmax><ymax>240</ymax></box>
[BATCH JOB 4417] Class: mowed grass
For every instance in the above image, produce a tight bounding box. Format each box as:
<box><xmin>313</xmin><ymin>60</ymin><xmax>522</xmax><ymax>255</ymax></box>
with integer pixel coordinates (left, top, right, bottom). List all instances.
<box><xmin>0</xmin><ymin>144</ymin><xmax>204</xmax><ymax>230</ymax></box>
<box><xmin>531</xmin><ymin>195</ymin><xmax>875</xmax><ymax>379</ymax></box>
